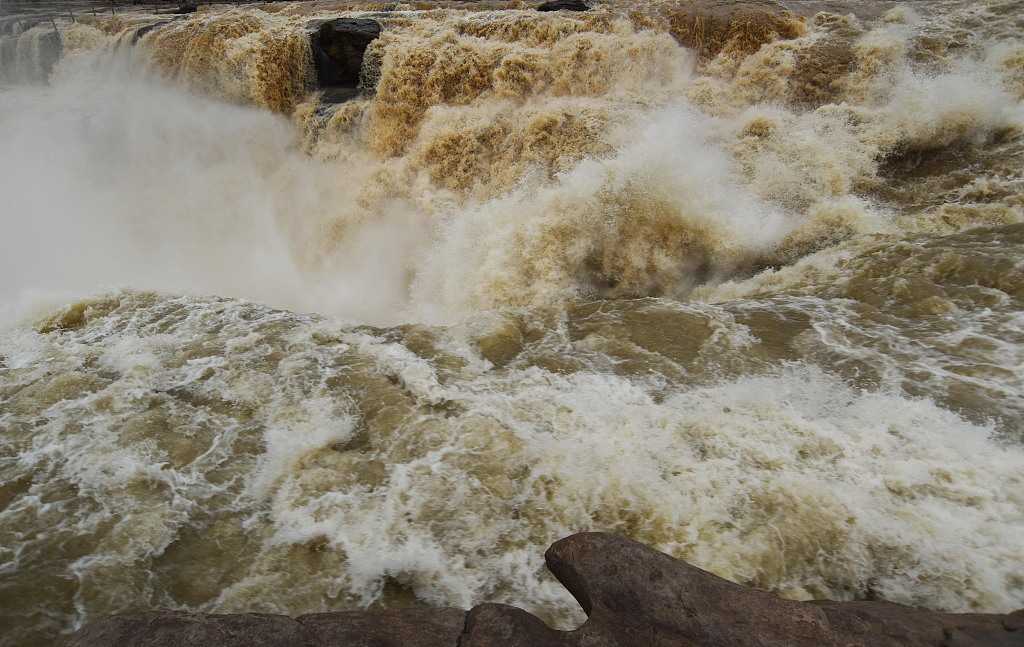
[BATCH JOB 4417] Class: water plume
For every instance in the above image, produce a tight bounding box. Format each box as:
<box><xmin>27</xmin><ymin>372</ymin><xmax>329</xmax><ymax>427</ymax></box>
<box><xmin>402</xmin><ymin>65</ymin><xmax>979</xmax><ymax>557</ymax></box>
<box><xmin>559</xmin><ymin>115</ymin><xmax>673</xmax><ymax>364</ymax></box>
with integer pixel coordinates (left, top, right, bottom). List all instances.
<box><xmin>0</xmin><ymin>47</ymin><xmax>405</xmax><ymax>326</ymax></box>
<box><xmin>411</xmin><ymin>106</ymin><xmax>788</xmax><ymax>314</ymax></box>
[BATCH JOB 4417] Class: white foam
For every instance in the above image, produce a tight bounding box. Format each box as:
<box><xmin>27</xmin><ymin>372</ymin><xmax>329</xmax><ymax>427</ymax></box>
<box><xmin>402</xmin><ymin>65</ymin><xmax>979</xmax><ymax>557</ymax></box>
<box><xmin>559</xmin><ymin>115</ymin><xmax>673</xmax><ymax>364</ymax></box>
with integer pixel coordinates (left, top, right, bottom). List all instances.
<box><xmin>0</xmin><ymin>49</ymin><xmax>425</xmax><ymax>326</ymax></box>
<box><xmin>410</xmin><ymin>105</ymin><xmax>789</xmax><ymax>317</ymax></box>
<box><xmin>246</xmin><ymin>351</ymin><xmax>1024</xmax><ymax>619</ymax></box>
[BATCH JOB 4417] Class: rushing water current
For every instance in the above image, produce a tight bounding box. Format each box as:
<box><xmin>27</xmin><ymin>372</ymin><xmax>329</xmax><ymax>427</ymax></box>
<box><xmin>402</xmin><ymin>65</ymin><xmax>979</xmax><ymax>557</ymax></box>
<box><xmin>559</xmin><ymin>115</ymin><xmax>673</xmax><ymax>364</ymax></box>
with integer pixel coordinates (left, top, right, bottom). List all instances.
<box><xmin>1</xmin><ymin>1</ymin><xmax>1023</xmax><ymax>645</ymax></box>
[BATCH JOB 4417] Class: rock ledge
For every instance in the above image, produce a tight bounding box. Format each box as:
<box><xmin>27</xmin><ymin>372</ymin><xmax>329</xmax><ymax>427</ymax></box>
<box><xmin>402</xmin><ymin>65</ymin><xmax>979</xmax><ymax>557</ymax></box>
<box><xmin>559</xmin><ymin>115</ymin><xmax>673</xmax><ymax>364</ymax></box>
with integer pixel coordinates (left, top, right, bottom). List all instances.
<box><xmin>63</xmin><ymin>532</ymin><xmax>1024</xmax><ymax>646</ymax></box>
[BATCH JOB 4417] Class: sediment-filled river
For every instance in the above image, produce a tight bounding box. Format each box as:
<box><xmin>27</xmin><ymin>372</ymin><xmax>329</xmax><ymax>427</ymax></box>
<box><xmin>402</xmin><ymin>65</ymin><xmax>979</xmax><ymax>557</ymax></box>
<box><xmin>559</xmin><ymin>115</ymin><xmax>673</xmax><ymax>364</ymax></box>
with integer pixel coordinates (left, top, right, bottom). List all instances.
<box><xmin>1</xmin><ymin>1</ymin><xmax>1023</xmax><ymax>645</ymax></box>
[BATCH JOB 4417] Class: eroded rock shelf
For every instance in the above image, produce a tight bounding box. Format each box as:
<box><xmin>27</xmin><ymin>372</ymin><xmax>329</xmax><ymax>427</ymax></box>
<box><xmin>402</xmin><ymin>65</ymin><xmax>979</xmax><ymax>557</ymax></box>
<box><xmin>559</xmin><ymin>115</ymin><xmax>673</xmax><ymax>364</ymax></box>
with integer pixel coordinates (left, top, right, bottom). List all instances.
<box><xmin>63</xmin><ymin>533</ymin><xmax>1024</xmax><ymax>646</ymax></box>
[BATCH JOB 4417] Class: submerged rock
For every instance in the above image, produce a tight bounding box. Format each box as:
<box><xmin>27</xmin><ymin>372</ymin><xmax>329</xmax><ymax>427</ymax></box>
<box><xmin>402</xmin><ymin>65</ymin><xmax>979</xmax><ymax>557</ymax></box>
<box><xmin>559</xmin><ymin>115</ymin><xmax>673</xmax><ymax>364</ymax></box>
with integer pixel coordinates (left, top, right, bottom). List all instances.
<box><xmin>62</xmin><ymin>533</ymin><xmax>1024</xmax><ymax>646</ymax></box>
<box><xmin>310</xmin><ymin>18</ymin><xmax>382</xmax><ymax>103</ymax></box>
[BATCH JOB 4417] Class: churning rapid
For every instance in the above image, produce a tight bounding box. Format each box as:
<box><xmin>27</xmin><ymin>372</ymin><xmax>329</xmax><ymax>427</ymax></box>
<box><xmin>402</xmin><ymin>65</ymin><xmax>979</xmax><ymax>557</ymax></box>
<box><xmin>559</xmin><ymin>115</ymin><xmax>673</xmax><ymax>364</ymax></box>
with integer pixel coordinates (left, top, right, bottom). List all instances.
<box><xmin>1</xmin><ymin>0</ymin><xmax>1023</xmax><ymax>644</ymax></box>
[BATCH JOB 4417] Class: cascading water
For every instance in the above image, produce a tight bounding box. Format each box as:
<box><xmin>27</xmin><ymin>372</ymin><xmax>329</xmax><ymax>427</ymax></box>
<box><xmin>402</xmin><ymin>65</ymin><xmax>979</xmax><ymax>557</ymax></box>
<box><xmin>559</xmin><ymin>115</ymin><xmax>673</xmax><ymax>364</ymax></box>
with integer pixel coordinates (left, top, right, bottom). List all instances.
<box><xmin>1</xmin><ymin>1</ymin><xmax>1023</xmax><ymax>645</ymax></box>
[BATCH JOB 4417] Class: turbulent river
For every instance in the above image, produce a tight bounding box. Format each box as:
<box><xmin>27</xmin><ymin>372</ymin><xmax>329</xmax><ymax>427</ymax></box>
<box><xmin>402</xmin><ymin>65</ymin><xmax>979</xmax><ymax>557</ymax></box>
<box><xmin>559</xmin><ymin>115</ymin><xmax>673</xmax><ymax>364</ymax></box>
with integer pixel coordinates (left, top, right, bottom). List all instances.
<box><xmin>1</xmin><ymin>1</ymin><xmax>1023</xmax><ymax>645</ymax></box>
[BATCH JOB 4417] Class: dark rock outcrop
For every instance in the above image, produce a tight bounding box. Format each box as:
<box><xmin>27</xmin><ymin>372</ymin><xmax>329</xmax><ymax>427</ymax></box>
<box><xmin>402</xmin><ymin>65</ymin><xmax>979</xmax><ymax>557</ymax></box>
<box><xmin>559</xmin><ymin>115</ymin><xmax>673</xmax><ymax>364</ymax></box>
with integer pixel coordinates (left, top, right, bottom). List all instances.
<box><xmin>62</xmin><ymin>533</ymin><xmax>1024</xmax><ymax>647</ymax></box>
<box><xmin>536</xmin><ymin>0</ymin><xmax>590</xmax><ymax>11</ymax></box>
<box><xmin>536</xmin><ymin>533</ymin><xmax>1024</xmax><ymax>646</ymax></box>
<box><xmin>62</xmin><ymin>608</ymin><xmax>467</xmax><ymax>647</ymax></box>
<box><xmin>131</xmin><ymin>21</ymin><xmax>169</xmax><ymax>46</ymax></box>
<box><xmin>309</xmin><ymin>18</ymin><xmax>382</xmax><ymax>103</ymax></box>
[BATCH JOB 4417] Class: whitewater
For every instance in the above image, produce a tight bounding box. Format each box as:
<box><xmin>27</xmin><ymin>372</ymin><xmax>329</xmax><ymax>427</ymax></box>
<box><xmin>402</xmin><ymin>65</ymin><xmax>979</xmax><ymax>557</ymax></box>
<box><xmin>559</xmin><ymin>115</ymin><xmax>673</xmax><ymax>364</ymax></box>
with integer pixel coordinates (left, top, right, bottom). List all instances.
<box><xmin>1</xmin><ymin>1</ymin><xmax>1023</xmax><ymax>645</ymax></box>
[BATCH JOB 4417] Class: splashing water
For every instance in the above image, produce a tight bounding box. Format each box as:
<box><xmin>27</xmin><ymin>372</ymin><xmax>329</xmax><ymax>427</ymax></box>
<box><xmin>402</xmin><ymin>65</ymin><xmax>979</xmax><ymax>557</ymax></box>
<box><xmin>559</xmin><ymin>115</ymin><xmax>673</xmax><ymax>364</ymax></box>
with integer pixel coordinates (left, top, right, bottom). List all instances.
<box><xmin>1</xmin><ymin>1</ymin><xmax>1023</xmax><ymax>645</ymax></box>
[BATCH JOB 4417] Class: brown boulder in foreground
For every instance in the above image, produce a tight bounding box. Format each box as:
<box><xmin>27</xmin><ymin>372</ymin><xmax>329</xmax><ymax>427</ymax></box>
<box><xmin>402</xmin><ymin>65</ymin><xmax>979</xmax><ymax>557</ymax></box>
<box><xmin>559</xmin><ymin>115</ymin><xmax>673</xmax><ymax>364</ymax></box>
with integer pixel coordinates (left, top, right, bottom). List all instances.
<box><xmin>62</xmin><ymin>532</ymin><xmax>1024</xmax><ymax>647</ymax></box>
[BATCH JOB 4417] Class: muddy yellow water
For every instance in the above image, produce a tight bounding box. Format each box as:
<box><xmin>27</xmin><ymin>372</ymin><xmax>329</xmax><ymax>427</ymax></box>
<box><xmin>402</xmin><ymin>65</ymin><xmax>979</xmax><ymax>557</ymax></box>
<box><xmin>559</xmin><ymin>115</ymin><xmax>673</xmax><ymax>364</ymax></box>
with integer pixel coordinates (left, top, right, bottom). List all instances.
<box><xmin>1</xmin><ymin>1</ymin><xmax>1023</xmax><ymax>645</ymax></box>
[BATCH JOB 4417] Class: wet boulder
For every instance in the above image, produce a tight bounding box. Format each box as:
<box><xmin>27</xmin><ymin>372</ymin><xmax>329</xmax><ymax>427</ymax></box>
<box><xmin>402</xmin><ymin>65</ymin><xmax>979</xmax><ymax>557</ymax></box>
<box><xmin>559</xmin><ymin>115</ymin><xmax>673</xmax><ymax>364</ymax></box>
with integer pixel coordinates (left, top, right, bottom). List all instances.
<box><xmin>310</xmin><ymin>18</ymin><xmax>382</xmax><ymax>102</ymax></box>
<box><xmin>536</xmin><ymin>0</ymin><xmax>590</xmax><ymax>11</ymax></box>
